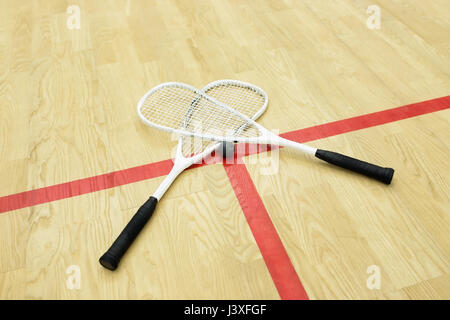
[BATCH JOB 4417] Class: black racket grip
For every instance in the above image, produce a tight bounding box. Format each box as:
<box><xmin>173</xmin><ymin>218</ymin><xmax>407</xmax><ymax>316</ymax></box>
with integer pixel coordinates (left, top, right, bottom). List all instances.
<box><xmin>315</xmin><ymin>149</ymin><xmax>394</xmax><ymax>184</ymax></box>
<box><xmin>99</xmin><ymin>196</ymin><xmax>158</xmax><ymax>271</ymax></box>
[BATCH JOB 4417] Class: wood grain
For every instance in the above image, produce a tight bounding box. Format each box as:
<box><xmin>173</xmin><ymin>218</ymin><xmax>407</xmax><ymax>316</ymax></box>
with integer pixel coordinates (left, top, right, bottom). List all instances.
<box><xmin>0</xmin><ymin>0</ymin><xmax>449</xmax><ymax>299</ymax></box>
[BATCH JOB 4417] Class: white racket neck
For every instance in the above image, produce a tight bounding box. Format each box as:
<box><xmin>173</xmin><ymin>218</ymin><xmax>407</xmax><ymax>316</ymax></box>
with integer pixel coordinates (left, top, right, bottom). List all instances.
<box><xmin>153</xmin><ymin>141</ymin><xmax>189</xmax><ymax>200</ymax></box>
<box><xmin>275</xmin><ymin>136</ymin><xmax>317</xmax><ymax>155</ymax></box>
<box><xmin>153</xmin><ymin>138</ymin><xmax>222</xmax><ymax>200</ymax></box>
<box><xmin>153</xmin><ymin>160</ymin><xmax>186</xmax><ymax>200</ymax></box>
<box><xmin>250</xmin><ymin>124</ymin><xmax>317</xmax><ymax>155</ymax></box>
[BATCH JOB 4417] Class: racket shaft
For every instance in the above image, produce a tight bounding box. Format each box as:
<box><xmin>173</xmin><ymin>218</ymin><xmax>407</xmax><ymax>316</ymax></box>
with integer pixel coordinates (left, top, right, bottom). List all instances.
<box><xmin>275</xmin><ymin>136</ymin><xmax>316</xmax><ymax>154</ymax></box>
<box><xmin>153</xmin><ymin>162</ymin><xmax>188</xmax><ymax>199</ymax></box>
<box><xmin>99</xmin><ymin>197</ymin><xmax>157</xmax><ymax>270</ymax></box>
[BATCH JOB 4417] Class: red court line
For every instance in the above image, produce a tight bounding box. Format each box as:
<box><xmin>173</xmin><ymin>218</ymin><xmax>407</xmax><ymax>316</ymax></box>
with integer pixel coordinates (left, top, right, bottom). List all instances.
<box><xmin>281</xmin><ymin>95</ymin><xmax>450</xmax><ymax>142</ymax></box>
<box><xmin>0</xmin><ymin>95</ymin><xmax>448</xmax><ymax>300</ymax></box>
<box><xmin>0</xmin><ymin>159</ymin><xmax>172</xmax><ymax>214</ymax></box>
<box><xmin>0</xmin><ymin>95</ymin><xmax>448</xmax><ymax>214</ymax></box>
<box><xmin>221</xmin><ymin>95</ymin><xmax>448</xmax><ymax>299</ymax></box>
<box><xmin>224</xmin><ymin>163</ymin><xmax>309</xmax><ymax>300</ymax></box>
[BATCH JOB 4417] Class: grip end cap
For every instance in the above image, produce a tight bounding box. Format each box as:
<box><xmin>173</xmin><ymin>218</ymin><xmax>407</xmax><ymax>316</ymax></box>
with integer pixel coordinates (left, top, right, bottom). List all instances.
<box><xmin>99</xmin><ymin>252</ymin><xmax>118</xmax><ymax>271</ymax></box>
<box><xmin>384</xmin><ymin>168</ymin><xmax>395</xmax><ymax>185</ymax></box>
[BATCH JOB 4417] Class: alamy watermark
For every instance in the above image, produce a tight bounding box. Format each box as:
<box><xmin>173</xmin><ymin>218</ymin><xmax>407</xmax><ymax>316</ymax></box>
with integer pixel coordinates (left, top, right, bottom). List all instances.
<box><xmin>66</xmin><ymin>265</ymin><xmax>81</xmax><ymax>290</ymax></box>
<box><xmin>67</xmin><ymin>5</ymin><xmax>81</xmax><ymax>30</ymax></box>
<box><xmin>366</xmin><ymin>5</ymin><xmax>381</xmax><ymax>30</ymax></box>
<box><xmin>366</xmin><ymin>264</ymin><xmax>381</xmax><ymax>290</ymax></box>
<box><xmin>168</xmin><ymin>124</ymin><xmax>280</xmax><ymax>176</ymax></box>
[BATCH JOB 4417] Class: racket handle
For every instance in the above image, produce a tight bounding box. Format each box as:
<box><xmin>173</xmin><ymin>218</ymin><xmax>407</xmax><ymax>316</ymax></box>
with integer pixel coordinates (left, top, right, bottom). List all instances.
<box><xmin>315</xmin><ymin>149</ymin><xmax>394</xmax><ymax>184</ymax></box>
<box><xmin>99</xmin><ymin>196</ymin><xmax>158</xmax><ymax>271</ymax></box>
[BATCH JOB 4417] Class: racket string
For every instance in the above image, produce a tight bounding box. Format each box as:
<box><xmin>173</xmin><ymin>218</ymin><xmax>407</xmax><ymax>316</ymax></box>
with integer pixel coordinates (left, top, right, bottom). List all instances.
<box><xmin>141</xmin><ymin>86</ymin><xmax>261</xmax><ymax>136</ymax></box>
<box><xmin>140</xmin><ymin>83</ymin><xmax>266</xmax><ymax>157</ymax></box>
<box><xmin>183</xmin><ymin>83</ymin><xmax>265</xmax><ymax>156</ymax></box>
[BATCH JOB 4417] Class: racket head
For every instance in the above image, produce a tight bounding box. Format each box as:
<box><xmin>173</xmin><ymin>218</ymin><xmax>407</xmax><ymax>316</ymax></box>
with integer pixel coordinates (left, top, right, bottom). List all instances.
<box><xmin>201</xmin><ymin>79</ymin><xmax>268</xmax><ymax>122</ymax></box>
<box><xmin>138</xmin><ymin>80</ymin><xmax>268</xmax><ymax>158</ymax></box>
<box><xmin>137</xmin><ymin>81</ymin><xmax>266</xmax><ymax>144</ymax></box>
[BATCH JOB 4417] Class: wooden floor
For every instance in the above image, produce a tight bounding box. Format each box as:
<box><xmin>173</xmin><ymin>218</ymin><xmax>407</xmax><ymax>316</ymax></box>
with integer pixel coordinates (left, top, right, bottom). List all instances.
<box><xmin>0</xmin><ymin>0</ymin><xmax>449</xmax><ymax>299</ymax></box>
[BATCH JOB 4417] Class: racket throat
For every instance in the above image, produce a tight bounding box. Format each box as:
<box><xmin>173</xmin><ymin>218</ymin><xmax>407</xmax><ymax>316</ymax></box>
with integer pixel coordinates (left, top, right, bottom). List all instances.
<box><xmin>274</xmin><ymin>136</ymin><xmax>317</xmax><ymax>155</ymax></box>
<box><xmin>153</xmin><ymin>161</ymin><xmax>187</xmax><ymax>200</ymax></box>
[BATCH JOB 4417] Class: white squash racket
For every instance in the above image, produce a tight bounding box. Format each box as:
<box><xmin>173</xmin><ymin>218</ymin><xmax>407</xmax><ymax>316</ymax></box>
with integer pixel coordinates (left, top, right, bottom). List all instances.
<box><xmin>100</xmin><ymin>80</ymin><xmax>268</xmax><ymax>270</ymax></box>
<box><xmin>136</xmin><ymin>82</ymin><xmax>394</xmax><ymax>186</ymax></box>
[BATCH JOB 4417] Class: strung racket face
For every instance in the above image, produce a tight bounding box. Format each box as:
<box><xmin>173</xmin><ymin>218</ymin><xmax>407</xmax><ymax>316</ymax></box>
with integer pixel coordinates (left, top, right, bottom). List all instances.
<box><xmin>138</xmin><ymin>81</ymin><xmax>267</xmax><ymax>146</ymax></box>
<box><xmin>142</xmin><ymin>80</ymin><xmax>268</xmax><ymax>158</ymax></box>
